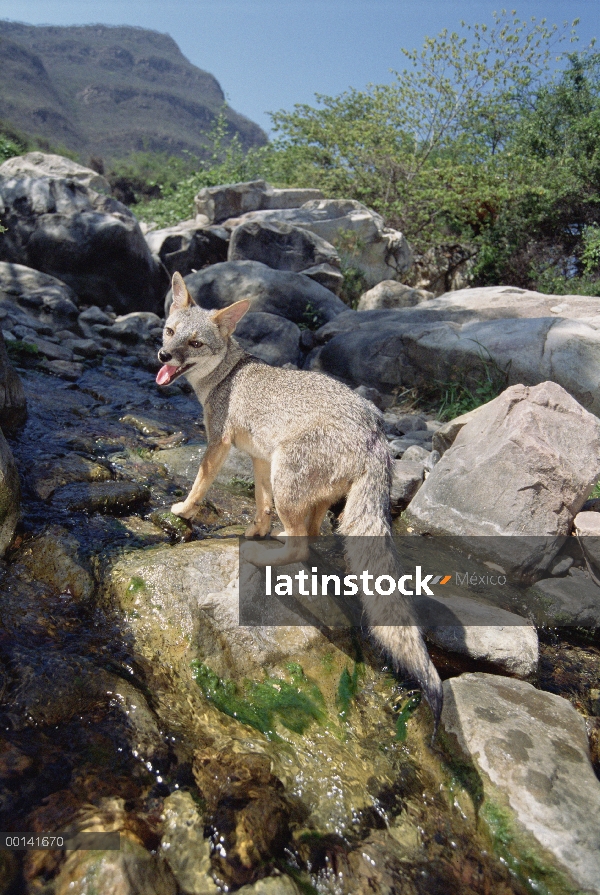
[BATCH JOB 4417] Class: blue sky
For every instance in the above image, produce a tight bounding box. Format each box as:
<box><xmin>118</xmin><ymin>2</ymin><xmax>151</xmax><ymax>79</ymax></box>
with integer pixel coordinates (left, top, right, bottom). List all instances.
<box><xmin>1</xmin><ymin>1</ymin><xmax>598</xmax><ymax>134</ymax></box>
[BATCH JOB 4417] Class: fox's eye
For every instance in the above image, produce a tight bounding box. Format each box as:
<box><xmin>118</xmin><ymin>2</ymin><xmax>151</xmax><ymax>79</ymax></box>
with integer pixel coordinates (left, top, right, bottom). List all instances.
<box><xmin>165</xmin><ymin>327</ymin><xmax>174</xmax><ymax>337</ymax></box>
<box><xmin>189</xmin><ymin>340</ymin><xmax>203</xmax><ymax>349</ymax></box>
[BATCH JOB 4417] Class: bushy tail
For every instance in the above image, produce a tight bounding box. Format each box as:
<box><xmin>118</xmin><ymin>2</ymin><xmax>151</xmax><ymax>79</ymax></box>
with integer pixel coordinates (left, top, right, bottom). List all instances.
<box><xmin>338</xmin><ymin>442</ymin><xmax>443</xmax><ymax>730</ymax></box>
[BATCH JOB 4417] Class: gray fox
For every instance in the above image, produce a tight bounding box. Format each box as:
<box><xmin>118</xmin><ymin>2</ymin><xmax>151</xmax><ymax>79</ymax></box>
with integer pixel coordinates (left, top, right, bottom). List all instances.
<box><xmin>156</xmin><ymin>272</ymin><xmax>442</xmax><ymax>725</ymax></box>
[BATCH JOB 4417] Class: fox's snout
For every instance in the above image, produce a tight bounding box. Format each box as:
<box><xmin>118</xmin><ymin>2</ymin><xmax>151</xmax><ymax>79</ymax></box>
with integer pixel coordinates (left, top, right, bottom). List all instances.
<box><xmin>158</xmin><ymin>348</ymin><xmax>172</xmax><ymax>363</ymax></box>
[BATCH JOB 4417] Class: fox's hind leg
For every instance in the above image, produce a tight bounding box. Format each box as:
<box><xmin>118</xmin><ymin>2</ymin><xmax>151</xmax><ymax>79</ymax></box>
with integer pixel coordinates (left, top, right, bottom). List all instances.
<box><xmin>245</xmin><ymin>458</ymin><xmax>273</xmax><ymax>538</ymax></box>
<box><xmin>307</xmin><ymin>500</ymin><xmax>331</xmax><ymax>537</ymax></box>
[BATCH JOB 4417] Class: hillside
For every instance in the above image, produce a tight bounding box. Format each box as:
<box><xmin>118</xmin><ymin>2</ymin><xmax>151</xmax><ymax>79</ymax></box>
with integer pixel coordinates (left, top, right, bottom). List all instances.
<box><xmin>0</xmin><ymin>21</ymin><xmax>267</xmax><ymax>162</ymax></box>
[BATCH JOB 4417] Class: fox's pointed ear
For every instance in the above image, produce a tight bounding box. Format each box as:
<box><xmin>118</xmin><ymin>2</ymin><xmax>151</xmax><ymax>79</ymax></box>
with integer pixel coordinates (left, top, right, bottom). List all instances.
<box><xmin>171</xmin><ymin>272</ymin><xmax>193</xmax><ymax>310</ymax></box>
<box><xmin>211</xmin><ymin>299</ymin><xmax>251</xmax><ymax>336</ymax></box>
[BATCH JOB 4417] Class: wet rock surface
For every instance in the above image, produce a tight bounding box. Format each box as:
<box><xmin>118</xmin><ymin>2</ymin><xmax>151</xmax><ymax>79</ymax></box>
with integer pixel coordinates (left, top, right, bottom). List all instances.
<box><xmin>441</xmin><ymin>673</ymin><xmax>600</xmax><ymax>893</ymax></box>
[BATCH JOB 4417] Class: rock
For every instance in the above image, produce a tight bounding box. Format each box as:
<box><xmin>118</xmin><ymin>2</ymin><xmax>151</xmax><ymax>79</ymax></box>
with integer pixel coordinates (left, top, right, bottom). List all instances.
<box><xmin>0</xmin><ymin>328</ymin><xmax>26</xmax><ymax>430</ymax></box>
<box><xmin>572</xmin><ymin>510</ymin><xmax>600</xmax><ymax>572</ymax></box>
<box><xmin>63</xmin><ymin>337</ymin><xmax>103</xmax><ymax>358</ymax></box>
<box><xmin>0</xmin><ymin>261</ymin><xmax>79</xmax><ymax>316</ymax></box>
<box><xmin>353</xmin><ymin>385</ymin><xmax>384</xmax><ymax>409</ymax></box>
<box><xmin>410</xmin><ymin>243</ymin><xmax>475</xmax><ymax>295</ymax></box>
<box><xmin>401</xmin><ymin>444</ymin><xmax>431</xmax><ymax>464</ymax></box>
<box><xmin>388</xmin><ymin>434</ymin><xmax>432</xmax><ymax>458</ymax></box>
<box><xmin>0</xmin><ymin>151</ymin><xmax>111</xmax><ymax>194</ymax></box>
<box><xmin>390</xmin><ymin>460</ymin><xmax>424</xmax><ymax>511</ymax></box>
<box><xmin>228</xmin><ymin>219</ymin><xmax>341</xmax><ymax>277</ymax></box>
<box><xmin>235</xmin><ymin>311</ymin><xmax>301</xmax><ymax>367</ymax></box>
<box><xmin>160</xmin><ymin>791</ymin><xmax>218</xmax><ymax>895</ymax></box>
<box><xmin>310</xmin><ymin>286</ymin><xmax>600</xmax><ymax>414</ymax></box>
<box><xmin>417</xmin><ymin>596</ymin><xmax>538</xmax><ymax>675</ymax></box>
<box><xmin>194</xmin><ymin>180</ymin><xmax>323</xmax><ymax>224</ymax></box>
<box><xmin>385</xmin><ymin>413</ymin><xmax>428</xmax><ymax>436</ymax></box>
<box><xmin>54</xmin><ymin>836</ymin><xmax>177</xmax><ymax>895</ymax></box>
<box><xmin>525</xmin><ymin>575</ymin><xmax>600</xmax><ymax>626</ymax></box>
<box><xmin>237</xmin><ymin>877</ymin><xmax>302</xmax><ymax>895</ymax></box>
<box><xmin>41</xmin><ymin>359</ymin><xmax>84</xmax><ymax>380</ymax></box>
<box><xmin>224</xmin><ymin>199</ymin><xmax>413</xmax><ymax>288</ymax></box>
<box><xmin>78</xmin><ymin>305</ymin><xmax>113</xmax><ymax>325</ymax></box>
<box><xmin>0</xmin><ymin>428</ymin><xmax>19</xmax><ymax>556</ymax></box>
<box><xmin>99</xmin><ymin>311</ymin><xmax>163</xmax><ymax>343</ymax></box>
<box><xmin>104</xmin><ymin>539</ymin><xmax>322</xmax><ymax>680</ymax></box>
<box><xmin>21</xmin><ymin>335</ymin><xmax>73</xmax><ymax>361</ymax></box>
<box><xmin>442</xmin><ymin>673</ymin><xmax>600</xmax><ymax>892</ymax></box>
<box><xmin>51</xmin><ymin>481</ymin><xmax>150</xmax><ymax>513</ymax></box>
<box><xmin>357</xmin><ymin>280</ymin><xmax>433</xmax><ymax>310</ymax></box>
<box><xmin>155</xmin><ymin>442</ymin><xmax>253</xmax><ymax>488</ymax></box>
<box><xmin>165</xmin><ymin>261</ymin><xmax>347</xmax><ymax>328</ymax></box>
<box><xmin>145</xmin><ymin>222</ymin><xmax>228</xmax><ymax>278</ymax></box>
<box><xmin>404</xmin><ymin>382</ymin><xmax>600</xmax><ymax>580</ymax></box>
<box><xmin>17</xmin><ymin>525</ymin><xmax>94</xmax><ymax>600</ymax></box>
<box><xmin>431</xmin><ymin>405</ymin><xmax>486</xmax><ymax>455</ymax></box>
<box><xmin>549</xmin><ymin>555</ymin><xmax>573</xmax><ymax>576</ymax></box>
<box><xmin>300</xmin><ymin>262</ymin><xmax>344</xmax><ymax>295</ymax></box>
<box><xmin>0</xmin><ymin>154</ymin><xmax>168</xmax><ymax>313</ymax></box>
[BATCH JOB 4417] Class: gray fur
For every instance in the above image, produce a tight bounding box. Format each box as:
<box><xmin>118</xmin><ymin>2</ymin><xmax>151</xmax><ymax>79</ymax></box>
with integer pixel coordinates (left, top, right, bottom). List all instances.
<box><xmin>158</xmin><ymin>272</ymin><xmax>442</xmax><ymax>725</ymax></box>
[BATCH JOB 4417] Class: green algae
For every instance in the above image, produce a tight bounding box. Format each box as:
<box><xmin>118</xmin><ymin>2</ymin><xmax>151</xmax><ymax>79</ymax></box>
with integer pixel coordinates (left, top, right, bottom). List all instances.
<box><xmin>393</xmin><ymin>692</ymin><xmax>421</xmax><ymax>742</ymax></box>
<box><xmin>191</xmin><ymin>661</ymin><xmax>326</xmax><ymax>740</ymax></box>
<box><xmin>127</xmin><ymin>575</ymin><xmax>146</xmax><ymax>594</ymax></box>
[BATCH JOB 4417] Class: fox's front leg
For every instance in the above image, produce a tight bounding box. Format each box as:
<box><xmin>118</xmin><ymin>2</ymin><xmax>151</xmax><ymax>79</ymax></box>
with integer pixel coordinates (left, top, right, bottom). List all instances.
<box><xmin>245</xmin><ymin>458</ymin><xmax>273</xmax><ymax>538</ymax></box>
<box><xmin>171</xmin><ymin>438</ymin><xmax>231</xmax><ymax>519</ymax></box>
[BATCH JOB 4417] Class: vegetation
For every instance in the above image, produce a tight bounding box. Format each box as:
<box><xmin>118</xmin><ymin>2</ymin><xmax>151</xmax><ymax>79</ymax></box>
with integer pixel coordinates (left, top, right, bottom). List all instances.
<box><xmin>2</xmin><ymin>13</ymin><xmax>598</xmax><ymax>296</ymax></box>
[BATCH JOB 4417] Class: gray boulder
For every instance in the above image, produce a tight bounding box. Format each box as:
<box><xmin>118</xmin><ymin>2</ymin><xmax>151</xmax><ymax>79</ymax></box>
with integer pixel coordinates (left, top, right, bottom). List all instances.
<box><xmin>224</xmin><ymin>198</ymin><xmax>413</xmax><ymax>288</ymax></box>
<box><xmin>165</xmin><ymin>261</ymin><xmax>347</xmax><ymax>329</ymax></box>
<box><xmin>357</xmin><ymin>280</ymin><xmax>433</xmax><ymax>310</ymax></box>
<box><xmin>144</xmin><ymin>221</ymin><xmax>228</xmax><ymax>277</ymax></box>
<box><xmin>228</xmin><ymin>219</ymin><xmax>341</xmax><ymax>276</ymax></box>
<box><xmin>525</xmin><ymin>573</ymin><xmax>600</xmax><ymax>626</ymax></box>
<box><xmin>194</xmin><ymin>179</ymin><xmax>324</xmax><ymax>224</ymax></box>
<box><xmin>404</xmin><ymin>382</ymin><xmax>600</xmax><ymax>580</ymax></box>
<box><xmin>307</xmin><ymin>287</ymin><xmax>600</xmax><ymax>415</ymax></box>
<box><xmin>442</xmin><ymin>673</ymin><xmax>600</xmax><ymax>893</ymax></box>
<box><xmin>0</xmin><ymin>262</ymin><xmax>79</xmax><ymax>316</ymax></box>
<box><xmin>0</xmin><ymin>152</ymin><xmax>111</xmax><ymax>194</ymax></box>
<box><xmin>0</xmin><ymin>328</ymin><xmax>26</xmax><ymax>430</ymax></box>
<box><xmin>0</xmin><ymin>154</ymin><xmax>168</xmax><ymax>313</ymax></box>
<box><xmin>235</xmin><ymin>311</ymin><xmax>300</xmax><ymax>367</ymax></box>
<box><xmin>0</xmin><ymin>427</ymin><xmax>19</xmax><ymax>556</ymax></box>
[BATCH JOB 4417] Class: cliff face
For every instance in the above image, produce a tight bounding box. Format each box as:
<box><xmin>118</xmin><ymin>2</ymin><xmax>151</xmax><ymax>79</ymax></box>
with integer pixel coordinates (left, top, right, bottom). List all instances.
<box><xmin>0</xmin><ymin>22</ymin><xmax>267</xmax><ymax>161</ymax></box>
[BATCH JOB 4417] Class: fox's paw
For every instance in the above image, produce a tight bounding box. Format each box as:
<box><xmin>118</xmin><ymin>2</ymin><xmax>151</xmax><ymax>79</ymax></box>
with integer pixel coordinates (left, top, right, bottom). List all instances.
<box><xmin>244</xmin><ymin>519</ymin><xmax>272</xmax><ymax>538</ymax></box>
<box><xmin>171</xmin><ymin>500</ymin><xmax>197</xmax><ymax>519</ymax></box>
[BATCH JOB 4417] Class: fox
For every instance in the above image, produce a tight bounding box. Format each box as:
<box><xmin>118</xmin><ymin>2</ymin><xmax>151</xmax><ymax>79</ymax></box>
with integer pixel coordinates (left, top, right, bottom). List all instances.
<box><xmin>156</xmin><ymin>271</ymin><xmax>443</xmax><ymax>726</ymax></box>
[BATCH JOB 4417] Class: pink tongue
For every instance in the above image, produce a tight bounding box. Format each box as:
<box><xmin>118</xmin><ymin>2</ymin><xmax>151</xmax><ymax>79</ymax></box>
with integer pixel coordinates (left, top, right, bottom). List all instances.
<box><xmin>156</xmin><ymin>364</ymin><xmax>179</xmax><ymax>385</ymax></box>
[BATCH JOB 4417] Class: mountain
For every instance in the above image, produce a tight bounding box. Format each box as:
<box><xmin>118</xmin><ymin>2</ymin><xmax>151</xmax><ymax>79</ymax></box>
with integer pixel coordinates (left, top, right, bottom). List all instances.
<box><xmin>0</xmin><ymin>21</ymin><xmax>267</xmax><ymax>162</ymax></box>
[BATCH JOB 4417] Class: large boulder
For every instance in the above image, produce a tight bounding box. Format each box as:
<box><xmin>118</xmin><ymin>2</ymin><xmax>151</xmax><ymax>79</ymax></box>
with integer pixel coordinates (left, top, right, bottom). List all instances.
<box><xmin>0</xmin><ymin>426</ymin><xmax>20</xmax><ymax>556</ymax></box>
<box><xmin>404</xmin><ymin>382</ymin><xmax>600</xmax><ymax>580</ymax></box>
<box><xmin>0</xmin><ymin>153</ymin><xmax>168</xmax><ymax>313</ymax></box>
<box><xmin>235</xmin><ymin>311</ymin><xmax>301</xmax><ymax>367</ymax></box>
<box><xmin>165</xmin><ymin>261</ymin><xmax>348</xmax><ymax>329</ymax></box>
<box><xmin>223</xmin><ymin>198</ymin><xmax>413</xmax><ymax>288</ymax></box>
<box><xmin>442</xmin><ymin>673</ymin><xmax>600</xmax><ymax>893</ymax></box>
<box><xmin>194</xmin><ymin>179</ymin><xmax>324</xmax><ymax>224</ymax></box>
<box><xmin>144</xmin><ymin>221</ymin><xmax>228</xmax><ymax>277</ymax></box>
<box><xmin>307</xmin><ymin>287</ymin><xmax>600</xmax><ymax>415</ymax></box>
<box><xmin>0</xmin><ymin>151</ymin><xmax>111</xmax><ymax>194</ymax></box>
<box><xmin>228</xmin><ymin>219</ymin><xmax>341</xmax><ymax>275</ymax></box>
<box><xmin>0</xmin><ymin>328</ymin><xmax>26</xmax><ymax>430</ymax></box>
<box><xmin>0</xmin><ymin>261</ymin><xmax>79</xmax><ymax>316</ymax></box>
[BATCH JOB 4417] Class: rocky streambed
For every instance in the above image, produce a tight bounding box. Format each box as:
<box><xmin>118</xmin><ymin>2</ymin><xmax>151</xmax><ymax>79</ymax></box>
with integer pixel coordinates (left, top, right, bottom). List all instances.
<box><xmin>0</xmin><ymin>346</ymin><xmax>597</xmax><ymax>895</ymax></box>
<box><xmin>0</xmin><ymin>155</ymin><xmax>599</xmax><ymax>895</ymax></box>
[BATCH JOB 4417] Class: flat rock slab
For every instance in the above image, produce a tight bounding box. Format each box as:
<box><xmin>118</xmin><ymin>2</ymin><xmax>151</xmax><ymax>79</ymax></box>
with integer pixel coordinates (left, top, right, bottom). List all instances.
<box><xmin>525</xmin><ymin>573</ymin><xmax>600</xmax><ymax>626</ymax></box>
<box><xmin>442</xmin><ymin>673</ymin><xmax>600</xmax><ymax>893</ymax></box>
<box><xmin>51</xmin><ymin>481</ymin><xmax>150</xmax><ymax>513</ymax></box>
<box><xmin>416</xmin><ymin>594</ymin><xmax>538</xmax><ymax>676</ymax></box>
<box><xmin>105</xmin><ymin>539</ymin><xmax>322</xmax><ymax>677</ymax></box>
